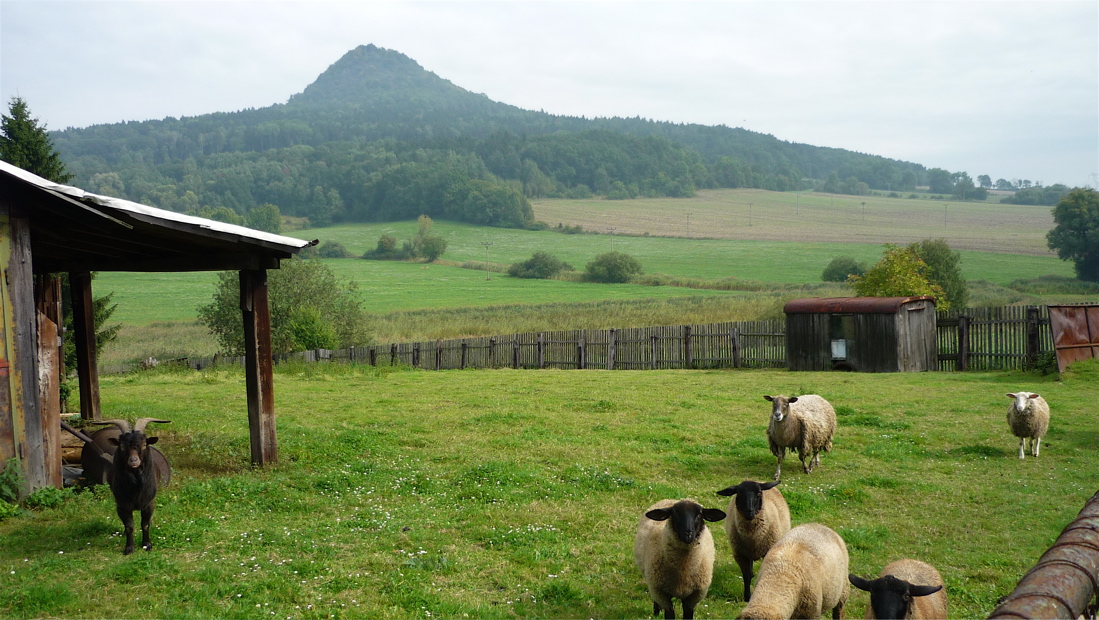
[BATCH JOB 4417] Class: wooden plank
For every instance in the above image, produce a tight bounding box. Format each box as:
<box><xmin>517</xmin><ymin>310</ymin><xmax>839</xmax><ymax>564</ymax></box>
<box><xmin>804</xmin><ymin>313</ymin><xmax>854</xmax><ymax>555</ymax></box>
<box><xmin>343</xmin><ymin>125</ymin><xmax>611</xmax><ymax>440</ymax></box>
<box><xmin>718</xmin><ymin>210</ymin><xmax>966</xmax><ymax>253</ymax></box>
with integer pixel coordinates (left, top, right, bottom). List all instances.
<box><xmin>69</xmin><ymin>271</ymin><xmax>101</xmax><ymax>420</ymax></box>
<box><xmin>36</xmin><ymin>313</ymin><xmax>61</xmax><ymax>488</ymax></box>
<box><xmin>10</xmin><ymin>216</ymin><xmax>46</xmax><ymax>491</ymax></box>
<box><xmin>240</xmin><ymin>269</ymin><xmax>277</xmax><ymax>466</ymax></box>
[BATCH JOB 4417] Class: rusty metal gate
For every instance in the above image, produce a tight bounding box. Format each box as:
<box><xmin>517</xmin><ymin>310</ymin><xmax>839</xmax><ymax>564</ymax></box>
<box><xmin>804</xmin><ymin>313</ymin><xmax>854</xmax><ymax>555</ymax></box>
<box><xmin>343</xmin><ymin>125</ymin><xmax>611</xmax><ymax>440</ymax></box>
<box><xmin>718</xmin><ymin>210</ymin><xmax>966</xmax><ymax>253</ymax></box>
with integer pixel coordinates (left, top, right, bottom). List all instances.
<box><xmin>1048</xmin><ymin>305</ymin><xmax>1099</xmax><ymax>373</ymax></box>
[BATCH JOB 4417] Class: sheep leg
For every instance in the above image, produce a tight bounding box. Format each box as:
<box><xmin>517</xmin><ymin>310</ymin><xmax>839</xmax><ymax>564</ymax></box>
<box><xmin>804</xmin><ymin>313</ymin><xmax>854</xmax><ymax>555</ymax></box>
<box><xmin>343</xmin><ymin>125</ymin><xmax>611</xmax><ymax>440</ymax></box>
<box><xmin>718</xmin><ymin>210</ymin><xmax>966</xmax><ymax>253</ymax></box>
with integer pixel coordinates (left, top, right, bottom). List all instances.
<box><xmin>736</xmin><ymin>554</ymin><xmax>754</xmax><ymax>601</ymax></box>
<box><xmin>139</xmin><ymin>505</ymin><xmax>154</xmax><ymax>551</ymax></box>
<box><xmin>773</xmin><ymin>449</ymin><xmax>785</xmax><ymax>481</ymax></box>
<box><xmin>651</xmin><ymin>593</ymin><xmax>675</xmax><ymax>619</ymax></box>
<box><xmin>682</xmin><ymin>591</ymin><xmax>704</xmax><ymax>619</ymax></box>
<box><xmin>118</xmin><ymin>506</ymin><xmax>136</xmax><ymax>555</ymax></box>
<box><xmin>1018</xmin><ymin>438</ymin><xmax>1026</xmax><ymax>459</ymax></box>
<box><xmin>1033</xmin><ymin>436</ymin><xmax>1041</xmax><ymax>457</ymax></box>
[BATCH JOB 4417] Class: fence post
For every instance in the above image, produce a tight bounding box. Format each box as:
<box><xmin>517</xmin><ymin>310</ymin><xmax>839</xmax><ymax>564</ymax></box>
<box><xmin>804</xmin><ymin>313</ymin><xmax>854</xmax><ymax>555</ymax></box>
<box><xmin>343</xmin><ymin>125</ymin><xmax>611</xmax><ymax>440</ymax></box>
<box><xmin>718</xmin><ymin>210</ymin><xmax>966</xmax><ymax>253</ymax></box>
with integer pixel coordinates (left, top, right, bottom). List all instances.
<box><xmin>512</xmin><ymin>335</ymin><xmax>520</xmax><ymax>369</ymax></box>
<box><xmin>460</xmin><ymin>341</ymin><xmax>468</xmax><ymax>369</ymax></box>
<box><xmin>412</xmin><ymin>343</ymin><xmax>420</xmax><ymax>368</ymax></box>
<box><xmin>538</xmin><ymin>332</ymin><xmax>546</xmax><ymax>369</ymax></box>
<box><xmin>958</xmin><ymin>315</ymin><xmax>970</xmax><ymax>371</ymax></box>
<box><xmin>489</xmin><ymin>337</ymin><xmax>497</xmax><ymax>367</ymax></box>
<box><xmin>390</xmin><ymin>343</ymin><xmax>398</xmax><ymax>366</ymax></box>
<box><xmin>651</xmin><ymin>335</ymin><xmax>659</xmax><ymax>370</ymax></box>
<box><xmin>1026</xmin><ymin>306</ymin><xmax>1041</xmax><ymax>368</ymax></box>
<box><xmin>578</xmin><ymin>334</ymin><xmax>586</xmax><ymax>370</ymax></box>
<box><xmin>684</xmin><ymin>325</ymin><xmax>693</xmax><ymax>369</ymax></box>
<box><xmin>369</xmin><ymin>347</ymin><xmax>376</xmax><ymax>366</ymax></box>
<box><xmin>435</xmin><ymin>340</ymin><xmax>442</xmax><ymax>370</ymax></box>
<box><xmin>608</xmin><ymin>328</ymin><xmax>617</xmax><ymax>370</ymax></box>
<box><xmin>731</xmin><ymin>328</ymin><xmax>741</xmax><ymax>369</ymax></box>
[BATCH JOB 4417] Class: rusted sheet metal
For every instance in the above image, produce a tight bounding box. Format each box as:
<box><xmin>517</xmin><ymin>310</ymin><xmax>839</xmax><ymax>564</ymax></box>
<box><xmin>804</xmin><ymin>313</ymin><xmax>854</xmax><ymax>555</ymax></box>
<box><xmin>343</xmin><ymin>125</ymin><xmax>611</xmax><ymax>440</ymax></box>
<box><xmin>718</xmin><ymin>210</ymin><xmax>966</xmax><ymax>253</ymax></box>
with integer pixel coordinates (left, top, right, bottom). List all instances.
<box><xmin>989</xmin><ymin>489</ymin><xmax>1099</xmax><ymax>619</ymax></box>
<box><xmin>1048</xmin><ymin>305</ymin><xmax>1099</xmax><ymax>373</ymax></box>
<box><xmin>784</xmin><ymin>296</ymin><xmax>937</xmax><ymax>314</ymax></box>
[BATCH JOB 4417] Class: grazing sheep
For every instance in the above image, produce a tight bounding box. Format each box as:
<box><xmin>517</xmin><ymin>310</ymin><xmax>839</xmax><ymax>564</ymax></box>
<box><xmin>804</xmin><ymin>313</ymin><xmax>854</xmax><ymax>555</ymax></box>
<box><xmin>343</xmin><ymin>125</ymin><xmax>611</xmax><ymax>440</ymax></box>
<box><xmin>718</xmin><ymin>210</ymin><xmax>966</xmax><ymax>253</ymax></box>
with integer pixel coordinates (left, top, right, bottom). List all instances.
<box><xmin>764</xmin><ymin>395</ymin><xmax>836</xmax><ymax>480</ymax></box>
<box><xmin>634</xmin><ymin>498</ymin><xmax>727</xmax><ymax>619</ymax></box>
<box><xmin>1006</xmin><ymin>392</ymin><xmax>1050</xmax><ymax>459</ymax></box>
<box><xmin>737</xmin><ymin>523</ymin><xmax>849</xmax><ymax>620</ymax></box>
<box><xmin>95</xmin><ymin>418</ymin><xmax>170</xmax><ymax>554</ymax></box>
<box><xmin>716</xmin><ymin>480</ymin><xmax>791</xmax><ymax>602</ymax></box>
<box><xmin>849</xmin><ymin>558</ymin><xmax>947</xmax><ymax>619</ymax></box>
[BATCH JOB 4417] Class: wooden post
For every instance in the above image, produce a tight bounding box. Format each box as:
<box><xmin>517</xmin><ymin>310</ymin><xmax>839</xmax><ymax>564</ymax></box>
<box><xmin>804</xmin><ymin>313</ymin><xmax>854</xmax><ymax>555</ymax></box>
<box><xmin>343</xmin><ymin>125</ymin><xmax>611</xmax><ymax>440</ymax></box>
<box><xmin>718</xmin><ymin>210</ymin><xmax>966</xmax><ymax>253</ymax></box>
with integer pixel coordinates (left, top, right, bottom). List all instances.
<box><xmin>537</xmin><ymin>333</ymin><xmax>545</xmax><ymax>369</ymax></box>
<box><xmin>390</xmin><ymin>343</ymin><xmax>397</xmax><ymax>365</ymax></box>
<box><xmin>489</xmin><ymin>337</ymin><xmax>497</xmax><ymax>367</ymax></box>
<box><xmin>460</xmin><ymin>341</ymin><xmax>468</xmax><ymax>369</ymax></box>
<box><xmin>1026</xmin><ymin>307</ymin><xmax>1041</xmax><ymax>368</ymax></box>
<box><xmin>731</xmin><ymin>328</ymin><xmax>741</xmax><ymax>369</ymax></box>
<box><xmin>512</xmin><ymin>336</ymin><xmax>520</xmax><ymax>369</ymax></box>
<box><xmin>369</xmin><ymin>347</ymin><xmax>377</xmax><ymax>366</ymax></box>
<box><xmin>577</xmin><ymin>335</ymin><xmax>586</xmax><ymax>370</ymax></box>
<box><xmin>608</xmin><ymin>329</ymin><xmax>617</xmax><ymax>370</ymax></box>
<box><xmin>435</xmin><ymin>340</ymin><xmax>442</xmax><ymax>370</ymax></box>
<box><xmin>412</xmin><ymin>343</ymin><xmax>420</xmax><ymax>368</ymax></box>
<box><xmin>684</xmin><ymin>325</ymin><xmax>693</xmax><ymax>369</ymax></box>
<box><xmin>957</xmin><ymin>315</ymin><xmax>970</xmax><ymax>372</ymax></box>
<box><xmin>651</xmin><ymin>335</ymin><xmax>659</xmax><ymax>370</ymax></box>
<box><xmin>37</xmin><ymin>313</ymin><xmax>61</xmax><ymax>488</ymax></box>
<box><xmin>6</xmin><ymin>216</ymin><xmax>46</xmax><ymax>492</ymax></box>
<box><xmin>68</xmin><ymin>271</ymin><xmax>101</xmax><ymax>420</ymax></box>
<box><xmin>240</xmin><ymin>269</ymin><xmax>277</xmax><ymax>466</ymax></box>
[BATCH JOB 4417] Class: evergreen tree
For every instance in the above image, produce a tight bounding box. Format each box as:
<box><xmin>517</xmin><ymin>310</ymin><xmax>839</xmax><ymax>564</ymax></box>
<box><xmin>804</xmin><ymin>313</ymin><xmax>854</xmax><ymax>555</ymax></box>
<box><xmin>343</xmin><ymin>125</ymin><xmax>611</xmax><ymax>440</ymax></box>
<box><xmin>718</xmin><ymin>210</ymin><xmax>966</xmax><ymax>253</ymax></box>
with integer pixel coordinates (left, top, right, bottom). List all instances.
<box><xmin>0</xmin><ymin>97</ymin><xmax>73</xmax><ymax>183</ymax></box>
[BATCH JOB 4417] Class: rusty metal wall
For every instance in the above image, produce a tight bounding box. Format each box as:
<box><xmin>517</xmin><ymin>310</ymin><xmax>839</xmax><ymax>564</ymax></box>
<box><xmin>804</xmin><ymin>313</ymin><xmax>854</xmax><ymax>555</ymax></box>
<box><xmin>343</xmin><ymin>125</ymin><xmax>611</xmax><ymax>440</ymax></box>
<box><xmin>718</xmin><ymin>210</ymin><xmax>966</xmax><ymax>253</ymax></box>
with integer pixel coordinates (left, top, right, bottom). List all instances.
<box><xmin>989</xmin><ymin>488</ymin><xmax>1099</xmax><ymax>619</ymax></box>
<box><xmin>1048</xmin><ymin>305</ymin><xmax>1099</xmax><ymax>373</ymax></box>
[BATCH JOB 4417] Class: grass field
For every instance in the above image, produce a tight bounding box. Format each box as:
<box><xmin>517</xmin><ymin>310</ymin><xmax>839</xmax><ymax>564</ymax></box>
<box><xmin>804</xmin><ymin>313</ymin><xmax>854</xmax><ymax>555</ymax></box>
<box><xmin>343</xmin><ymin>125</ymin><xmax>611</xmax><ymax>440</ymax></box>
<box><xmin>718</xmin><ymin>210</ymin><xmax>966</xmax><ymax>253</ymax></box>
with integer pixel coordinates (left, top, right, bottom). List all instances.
<box><xmin>2</xmin><ymin>363</ymin><xmax>1097</xmax><ymax>618</ymax></box>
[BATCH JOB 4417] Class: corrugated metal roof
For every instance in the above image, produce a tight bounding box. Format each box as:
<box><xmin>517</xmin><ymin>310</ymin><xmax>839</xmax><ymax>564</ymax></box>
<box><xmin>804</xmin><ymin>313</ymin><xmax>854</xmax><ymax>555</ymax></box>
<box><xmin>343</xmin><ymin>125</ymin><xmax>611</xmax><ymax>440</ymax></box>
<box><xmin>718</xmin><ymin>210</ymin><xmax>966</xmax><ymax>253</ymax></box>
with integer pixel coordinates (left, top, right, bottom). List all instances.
<box><xmin>0</xmin><ymin>160</ymin><xmax>310</xmax><ymax>250</ymax></box>
<box><xmin>784</xmin><ymin>296</ymin><xmax>937</xmax><ymax>314</ymax></box>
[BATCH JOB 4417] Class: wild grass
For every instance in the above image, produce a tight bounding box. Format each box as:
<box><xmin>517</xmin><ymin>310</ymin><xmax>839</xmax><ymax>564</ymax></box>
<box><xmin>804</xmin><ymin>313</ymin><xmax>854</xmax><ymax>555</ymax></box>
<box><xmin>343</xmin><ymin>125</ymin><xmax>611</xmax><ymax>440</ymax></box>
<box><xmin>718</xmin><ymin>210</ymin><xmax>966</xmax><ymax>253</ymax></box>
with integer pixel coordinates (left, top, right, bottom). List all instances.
<box><xmin>2</xmin><ymin>364</ymin><xmax>1096</xmax><ymax>618</ymax></box>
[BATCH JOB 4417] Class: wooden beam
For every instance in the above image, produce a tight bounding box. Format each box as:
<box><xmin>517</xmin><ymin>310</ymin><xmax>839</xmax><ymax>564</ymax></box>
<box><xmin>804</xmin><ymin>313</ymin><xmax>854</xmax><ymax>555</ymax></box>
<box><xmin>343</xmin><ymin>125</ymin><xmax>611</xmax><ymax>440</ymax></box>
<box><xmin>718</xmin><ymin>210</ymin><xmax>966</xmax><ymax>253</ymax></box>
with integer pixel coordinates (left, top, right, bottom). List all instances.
<box><xmin>240</xmin><ymin>269</ymin><xmax>277</xmax><ymax>466</ymax></box>
<box><xmin>10</xmin><ymin>216</ymin><xmax>47</xmax><ymax>492</ymax></box>
<box><xmin>69</xmin><ymin>271</ymin><xmax>101</xmax><ymax>420</ymax></box>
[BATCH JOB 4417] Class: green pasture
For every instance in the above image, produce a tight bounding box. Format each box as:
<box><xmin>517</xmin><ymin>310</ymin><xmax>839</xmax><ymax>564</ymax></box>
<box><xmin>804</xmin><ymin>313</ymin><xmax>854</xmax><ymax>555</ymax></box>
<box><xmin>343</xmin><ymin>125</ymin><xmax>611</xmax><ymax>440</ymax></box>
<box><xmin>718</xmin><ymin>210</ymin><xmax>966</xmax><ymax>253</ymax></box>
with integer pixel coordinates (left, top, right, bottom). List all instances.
<box><xmin>2</xmin><ymin>363</ymin><xmax>1096</xmax><ymax>619</ymax></box>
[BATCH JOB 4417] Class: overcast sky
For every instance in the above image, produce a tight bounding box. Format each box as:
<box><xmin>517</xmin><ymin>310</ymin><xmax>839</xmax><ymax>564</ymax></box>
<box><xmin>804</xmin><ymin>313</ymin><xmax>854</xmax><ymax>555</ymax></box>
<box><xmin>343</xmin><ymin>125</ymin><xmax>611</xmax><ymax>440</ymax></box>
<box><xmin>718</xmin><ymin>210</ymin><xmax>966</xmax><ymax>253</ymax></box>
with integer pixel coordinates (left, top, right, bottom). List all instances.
<box><xmin>2</xmin><ymin>1</ymin><xmax>1096</xmax><ymax>187</ymax></box>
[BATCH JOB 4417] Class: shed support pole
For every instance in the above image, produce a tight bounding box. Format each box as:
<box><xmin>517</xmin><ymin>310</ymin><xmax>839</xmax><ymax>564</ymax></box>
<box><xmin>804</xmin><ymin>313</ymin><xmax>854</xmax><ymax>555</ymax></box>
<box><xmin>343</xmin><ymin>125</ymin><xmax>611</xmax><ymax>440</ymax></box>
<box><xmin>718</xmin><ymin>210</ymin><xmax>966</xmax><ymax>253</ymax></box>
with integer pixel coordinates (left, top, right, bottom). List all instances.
<box><xmin>7</xmin><ymin>216</ymin><xmax>46</xmax><ymax>493</ymax></box>
<box><xmin>240</xmin><ymin>269</ymin><xmax>277</xmax><ymax>466</ymax></box>
<box><xmin>69</xmin><ymin>271</ymin><xmax>101</xmax><ymax>420</ymax></box>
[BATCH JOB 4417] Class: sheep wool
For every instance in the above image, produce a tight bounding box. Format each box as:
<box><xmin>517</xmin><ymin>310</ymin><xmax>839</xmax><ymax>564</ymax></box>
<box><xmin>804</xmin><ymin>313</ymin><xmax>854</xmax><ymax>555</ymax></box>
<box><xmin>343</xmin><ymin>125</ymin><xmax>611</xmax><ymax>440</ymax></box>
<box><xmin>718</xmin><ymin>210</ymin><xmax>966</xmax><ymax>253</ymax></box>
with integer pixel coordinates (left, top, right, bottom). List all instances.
<box><xmin>764</xmin><ymin>394</ymin><xmax>837</xmax><ymax>480</ymax></box>
<box><xmin>717</xmin><ymin>480</ymin><xmax>791</xmax><ymax>602</ymax></box>
<box><xmin>1006</xmin><ymin>391</ymin><xmax>1050</xmax><ymax>459</ymax></box>
<box><xmin>852</xmin><ymin>558</ymin><xmax>947</xmax><ymax>619</ymax></box>
<box><xmin>634</xmin><ymin>498</ymin><xmax>726</xmax><ymax>619</ymax></box>
<box><xmin>737</xmin><ymin>523</ymin><xmax>849</xmax><ymax>620</ymax></box>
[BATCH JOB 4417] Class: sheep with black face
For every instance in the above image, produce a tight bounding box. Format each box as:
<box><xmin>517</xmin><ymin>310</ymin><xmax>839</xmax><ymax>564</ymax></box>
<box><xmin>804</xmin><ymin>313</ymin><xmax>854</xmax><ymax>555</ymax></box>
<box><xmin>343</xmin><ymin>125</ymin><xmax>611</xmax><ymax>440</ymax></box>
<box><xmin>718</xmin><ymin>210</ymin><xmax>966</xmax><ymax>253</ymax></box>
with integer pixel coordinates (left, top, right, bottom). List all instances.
<box><xmin>97</xmin><ymin>418</ymin><xmax>170</xmax><ymax>555</ymax></box>
<box><xmin>716</xmin><ymin>480</ymin><xmax>791</xmax><ymax>602</ymax></box>
<box><xmin>634</xmin><ymin>498</ymin><xmax>726</xmax><ymax>619</ymax></box>
<box><xmin>849</xmin><ymin>558</ymin><xmax>947</xmax><ymax>619</ymax></box>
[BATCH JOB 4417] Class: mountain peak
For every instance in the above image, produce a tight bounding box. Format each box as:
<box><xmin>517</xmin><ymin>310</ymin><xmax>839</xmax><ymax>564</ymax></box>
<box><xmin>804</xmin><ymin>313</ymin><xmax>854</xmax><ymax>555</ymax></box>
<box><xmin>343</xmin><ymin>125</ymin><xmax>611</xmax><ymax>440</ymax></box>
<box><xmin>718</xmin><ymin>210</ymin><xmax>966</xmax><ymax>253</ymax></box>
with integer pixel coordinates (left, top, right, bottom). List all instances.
<box><xmin>288</xmin><ymin>44</ymin><xmax>466</xmax><ymax>107</ymax></box>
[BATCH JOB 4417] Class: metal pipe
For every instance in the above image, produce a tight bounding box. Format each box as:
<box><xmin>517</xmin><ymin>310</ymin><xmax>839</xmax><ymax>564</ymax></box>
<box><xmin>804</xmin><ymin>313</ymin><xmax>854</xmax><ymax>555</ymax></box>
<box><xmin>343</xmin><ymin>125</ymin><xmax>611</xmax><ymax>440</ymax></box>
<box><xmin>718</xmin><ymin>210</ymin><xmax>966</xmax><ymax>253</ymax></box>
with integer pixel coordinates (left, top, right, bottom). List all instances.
<box><xmin>989</xmin><ymin>489</ymin><xmax>1099</xmax><ymax>619</ymax></box>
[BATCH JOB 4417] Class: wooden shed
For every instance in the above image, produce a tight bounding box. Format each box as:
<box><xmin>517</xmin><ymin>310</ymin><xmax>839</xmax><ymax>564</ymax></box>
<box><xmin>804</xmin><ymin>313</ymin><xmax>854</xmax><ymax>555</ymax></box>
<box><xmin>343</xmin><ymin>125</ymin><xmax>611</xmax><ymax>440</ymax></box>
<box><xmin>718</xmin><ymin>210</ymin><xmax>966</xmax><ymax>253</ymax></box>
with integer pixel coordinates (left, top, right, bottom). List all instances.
<box><xmin>784</xmin><ymin>296</ymin><xmax>937</xmax><ymax>372</ymax></box>
<box><xmin>0</xmin><ymin>160</ymin><xmax>312</xmax><ymax>495</ymax></box>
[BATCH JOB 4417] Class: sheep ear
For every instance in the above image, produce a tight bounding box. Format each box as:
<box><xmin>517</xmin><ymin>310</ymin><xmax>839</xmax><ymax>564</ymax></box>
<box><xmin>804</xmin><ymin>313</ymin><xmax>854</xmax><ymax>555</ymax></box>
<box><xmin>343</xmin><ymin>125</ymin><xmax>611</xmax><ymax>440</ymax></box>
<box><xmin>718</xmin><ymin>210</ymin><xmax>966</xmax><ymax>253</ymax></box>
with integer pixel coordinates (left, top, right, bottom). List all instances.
<box><xmin>716</xmin><ymin>486</ymin><xmax>738</xmax><ymax>497</ymax></box>
<box><xmin>702</xmin><ymin>508</ymin><xmax>726</xmax><ymax>522</ymax></box>
<box><xmin>760</xmin><ymin>481</ymin><xmax>781</xmax><ymax>490</ymax></box>
<box><xmin>849</xmin><ymin>574</ymin><xmax>874</xmax><ymax>592</ymax></box>
<box><xmin>146</xmin><ymin>437</ymin><xmax>159</xmax><ymax>445</ymax></box>
<box><xmin>763</xmin><ymin>395</ymin><xmax>774</xmax><ymax>402</ymax></box>
<box><xmin>788</xmin><ymin>397</ymin><xmax>799</xmax><ymax>403</ymax></box>
<box><xmin>1006</xmin><ymin>393</ymin><xmax>1015</xmax><ymax>398</ymax></box>
<box><xmin>1029</xmin><ymin>393</ymin><xmax>1039</xmax><ymax>399</ymax></box>
<box><xmin>645</xmin><ymin>508</ymin><xmax>672</xmax><ymax>521</ymax></box>
<box><xmin>909</xmin><ymin>584</ymin><xmax>943</xmax><ymax>597</ymax></box>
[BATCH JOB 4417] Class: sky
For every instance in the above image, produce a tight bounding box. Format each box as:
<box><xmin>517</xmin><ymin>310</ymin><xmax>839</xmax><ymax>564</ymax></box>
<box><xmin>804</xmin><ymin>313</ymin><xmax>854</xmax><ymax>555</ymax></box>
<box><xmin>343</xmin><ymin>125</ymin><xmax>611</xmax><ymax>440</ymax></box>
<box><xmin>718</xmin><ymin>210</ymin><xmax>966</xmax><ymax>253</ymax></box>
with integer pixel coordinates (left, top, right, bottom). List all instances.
<box><xmin>2</xmin><ymin>0</ymin><xmax>1096</xmax><ymax>188</ymax></box>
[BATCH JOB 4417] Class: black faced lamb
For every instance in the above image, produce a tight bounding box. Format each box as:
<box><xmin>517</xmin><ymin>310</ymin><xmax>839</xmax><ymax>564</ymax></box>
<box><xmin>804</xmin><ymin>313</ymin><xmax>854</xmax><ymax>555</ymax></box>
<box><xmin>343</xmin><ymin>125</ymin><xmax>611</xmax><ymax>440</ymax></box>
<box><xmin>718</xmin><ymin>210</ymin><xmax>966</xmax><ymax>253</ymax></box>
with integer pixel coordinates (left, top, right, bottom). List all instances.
<box><xmin>95</xmin><ymin>417</ymin><xmax>170</xmax><ymax>554</ymax></box>
<box><xmin>737</xmin><ymin>523</ymin><xmax>850</xmax><ymax>620</ymax></box>
<box><xmin>634</xmin><ymin>498</ymin><xmax>727</xmax><ymax>619</ymax></box>
<box><xmin>849</xmin><ymin>558</ymin><xmax>947</xmax><ymax>619</ymax></box>
<box><xmin>716</xmin><ymin>480</ymin><xmax>791</xmax><ymax>602</ymax></box>
<box><xmin>764</xmin><ymin>394</ymin><xmax>836</xmax><ymax>480</ymax></box>
<box><xmin>1006</xmin><ymin>391</ymin><xmax>1050</xmax><ymax>459</ymax></box>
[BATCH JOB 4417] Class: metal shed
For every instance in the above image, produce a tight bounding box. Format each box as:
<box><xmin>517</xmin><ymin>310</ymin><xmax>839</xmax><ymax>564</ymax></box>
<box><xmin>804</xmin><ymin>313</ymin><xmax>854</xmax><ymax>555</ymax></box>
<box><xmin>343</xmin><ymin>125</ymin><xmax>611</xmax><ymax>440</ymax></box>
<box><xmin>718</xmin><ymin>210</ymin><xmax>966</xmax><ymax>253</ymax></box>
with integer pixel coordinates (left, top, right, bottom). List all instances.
<box><xmin>0</xmin><ymin>160</ymin><xmax>312</xmax><ymax>495</ymax></box>
<box><xmin>784</xmin><ymin>296</ymin><xmax>937</xmax><ymax>372</ymax></box>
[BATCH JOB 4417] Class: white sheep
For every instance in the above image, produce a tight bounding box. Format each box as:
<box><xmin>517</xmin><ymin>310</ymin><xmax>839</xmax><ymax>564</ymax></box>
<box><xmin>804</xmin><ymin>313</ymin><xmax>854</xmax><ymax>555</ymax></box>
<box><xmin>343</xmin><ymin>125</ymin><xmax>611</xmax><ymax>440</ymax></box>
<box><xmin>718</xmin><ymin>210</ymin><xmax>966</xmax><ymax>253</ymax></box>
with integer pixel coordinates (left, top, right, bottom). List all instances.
<box><xmin>1006</xmin><ymin>391</ymin><xmax>1050</xmax><ymax>459</ymax></box>
<box><xmin>634</xmin><ymin>498</ymin><xmax>727</xmax><ymax>619</ymax></box>
<box><xmin>716</xmin><ymin>480</ymin><xmax>791</xmax><ymax>602</ymax></box>
<box><xmin>737</xmin><ymin>523</ymin><xmax>849</xmax><ymax>620</ymax></box>
<box><xmin>764</xmin><ymin>394</ymin><xmax>837</xmax><ymax>480</ymax></box>
<box><xmin>849</xmin><ymin>558</ymin><xmax>947</xmax><ymax>619</ymax></box>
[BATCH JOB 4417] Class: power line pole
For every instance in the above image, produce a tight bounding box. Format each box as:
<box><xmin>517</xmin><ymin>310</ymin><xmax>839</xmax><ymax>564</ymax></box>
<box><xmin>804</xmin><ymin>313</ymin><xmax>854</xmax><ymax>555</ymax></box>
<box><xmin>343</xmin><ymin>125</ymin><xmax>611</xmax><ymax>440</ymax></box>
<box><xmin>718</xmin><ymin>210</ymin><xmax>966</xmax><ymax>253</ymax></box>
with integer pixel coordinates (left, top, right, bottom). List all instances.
<box><xmin>481</xmin><ymin>241</ymin><xmax>493</xmax><ymax>281</ymax></box>
<box><xmin>685</xmin><ymin>212</ymin><xmax>691</xmax><ymax>238</ymax></box>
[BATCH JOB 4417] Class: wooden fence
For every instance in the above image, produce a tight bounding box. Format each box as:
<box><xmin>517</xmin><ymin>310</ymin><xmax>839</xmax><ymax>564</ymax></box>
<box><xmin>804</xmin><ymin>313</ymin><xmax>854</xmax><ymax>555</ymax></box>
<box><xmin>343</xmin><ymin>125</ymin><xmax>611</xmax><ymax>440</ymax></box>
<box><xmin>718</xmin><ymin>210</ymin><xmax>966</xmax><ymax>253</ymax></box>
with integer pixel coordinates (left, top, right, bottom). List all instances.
<box><xmin>106</xmin><ymin>305</ymin><xmax>1061</xmax><ymax>374</ymax></box>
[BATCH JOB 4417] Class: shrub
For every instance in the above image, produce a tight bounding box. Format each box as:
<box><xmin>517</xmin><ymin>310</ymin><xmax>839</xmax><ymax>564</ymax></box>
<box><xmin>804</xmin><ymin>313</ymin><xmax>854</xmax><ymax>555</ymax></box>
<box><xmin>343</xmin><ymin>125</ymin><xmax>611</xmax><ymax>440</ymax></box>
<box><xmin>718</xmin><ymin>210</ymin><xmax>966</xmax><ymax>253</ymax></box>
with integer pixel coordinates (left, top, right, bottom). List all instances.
<box><xmin>508</xmin><ymin>252</ymin><xmax>574</xmax><ymax>279</ymax></box>
<box><xmin>23</xmin><ymin>486</ymin><xmax>70</xmax><ymax>510</ymax></box>
<box><xmin>584</xmin><ymin>252</ymin><xmax>643</xmax><ymax>283</ymax></box>
<box><xmin>0</xmin><ymin>458</ymin><xmax>21</xmax><ymax>504</ymax></box>
<box><xmin>198</xmin><ymin>258</ymin><xmax>371</xmax><ymax>355</ymax></box>
<box><xmin>416</xmin><ymin>235</ymin><xmax>448</xmax><ymax>262</ymax></box>
<box><xmin>822</xmin><ymin>256</ymin><xmax>866</xmax><ymax>282</ymax></box>
<box><xmin>910</xmin><ymin>239</ymin><xmax>968</xmax><ymax>309</ymax></box>
<box><xmin>848</xmin><ymin>245</ymin><xmax>946</xmax><ymax>307</ymax></box>
<box><xmin>315</xmin><ymin>241</ymin><xmax>353</xmax><ymax>258</ymax></box>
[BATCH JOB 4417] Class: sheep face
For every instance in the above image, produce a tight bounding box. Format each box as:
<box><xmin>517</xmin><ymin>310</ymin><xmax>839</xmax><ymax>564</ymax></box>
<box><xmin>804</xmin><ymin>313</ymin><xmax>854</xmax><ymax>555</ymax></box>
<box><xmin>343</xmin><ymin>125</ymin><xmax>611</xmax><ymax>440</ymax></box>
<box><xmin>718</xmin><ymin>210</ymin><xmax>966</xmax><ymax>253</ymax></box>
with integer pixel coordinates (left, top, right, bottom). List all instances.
<box><xmin>763</xmin><ymin>395</ymin><xmax>799</xmax><ymax>423</ymax></box>
<box><xmin>717</xmin><ymin>480</ymin><xmax>780</xmax><ymax>521</ymax></box>
<box><xmin>646</xmin><ymin>500</ymin><xmax>726</xmax><ymax>545</ymax></box>
<box><xmin>1007</xmin><ymin>392</ymin><xmax>1039</xmax><ymax>414</ymax></box>
<box><xmin>849</xmin><ymin>573</ymin><xmax>942</xmax><ymax>619</ymax></box>
<box><xmin>110</xmin><ymin>432</ymin><xmax>159</xmax><ymax>471</ymax></box>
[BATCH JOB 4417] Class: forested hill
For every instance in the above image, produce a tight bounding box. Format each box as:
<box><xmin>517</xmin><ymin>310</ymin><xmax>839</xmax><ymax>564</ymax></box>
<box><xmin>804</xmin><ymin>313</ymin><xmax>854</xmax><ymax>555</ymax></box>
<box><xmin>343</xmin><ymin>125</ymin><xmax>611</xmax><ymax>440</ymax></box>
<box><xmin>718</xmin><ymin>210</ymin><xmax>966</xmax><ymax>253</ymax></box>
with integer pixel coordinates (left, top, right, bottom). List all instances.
<box><xmin>52</xmin><ymin>44</ymin><xmax>928</xmax><ymax>229</ymax></box>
